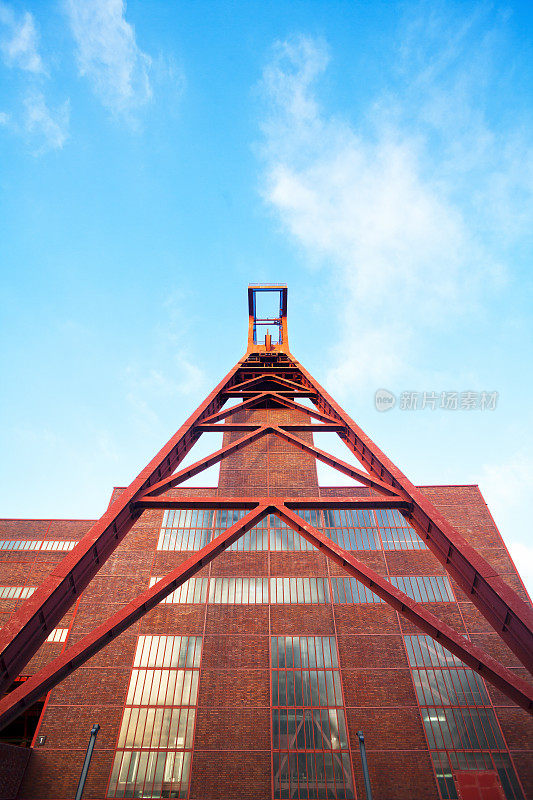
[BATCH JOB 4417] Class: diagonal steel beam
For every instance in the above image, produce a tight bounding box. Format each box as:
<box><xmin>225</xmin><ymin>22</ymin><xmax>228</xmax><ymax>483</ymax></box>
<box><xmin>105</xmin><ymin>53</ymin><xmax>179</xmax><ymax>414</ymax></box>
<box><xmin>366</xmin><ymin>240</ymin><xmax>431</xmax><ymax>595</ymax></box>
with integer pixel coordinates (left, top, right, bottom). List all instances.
<box><xmin>0</xmin><ymin>506</ymin><xmax>268</xmax><ymax>732</ymax></box>
<box><xmin>199</xmin><ymin>392</ymin><xmax>286</xmax><ymax>425</ymax></box>
<box><xmin>0</xmin><ymin>358</ymin><xmax>252</xmax><ymax>695</ymax></box>
<box><xmin>276</xmin><ymin>504</ymin><xmax>533</xmax><ymax>714</ymax></box>
<box><xmin>141</xmin><ymin>426</ymin><xmax>272</xmax><ymax>497</ymax></box>
<box><xmin>292</xmin><ymin>358</ymin><xmax>533</xmax><ymax>673</ymax></box>
<box><xmin>271</xmin><ymin>426</ymin><xmax>403</xmax><ymax>497</ymax></box>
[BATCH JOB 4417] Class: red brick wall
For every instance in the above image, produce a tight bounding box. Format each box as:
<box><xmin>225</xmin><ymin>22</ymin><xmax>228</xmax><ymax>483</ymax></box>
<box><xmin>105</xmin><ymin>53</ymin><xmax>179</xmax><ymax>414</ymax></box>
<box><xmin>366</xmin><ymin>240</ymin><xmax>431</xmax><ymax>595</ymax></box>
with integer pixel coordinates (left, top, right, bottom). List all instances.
<box><xmin>1</xmin><ymin>413</ymin><xmax>530</xmax><ymax>799</ymax></box>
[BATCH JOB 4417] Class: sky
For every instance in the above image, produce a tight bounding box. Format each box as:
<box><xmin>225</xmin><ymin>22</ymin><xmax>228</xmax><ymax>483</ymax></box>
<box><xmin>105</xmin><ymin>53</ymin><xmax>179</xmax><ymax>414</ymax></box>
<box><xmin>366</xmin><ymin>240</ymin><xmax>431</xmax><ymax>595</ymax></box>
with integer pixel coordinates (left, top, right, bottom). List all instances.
<box><xmin>0</xmin><ymin>1</ymin><xmax>532</xmax><ymax>592</ymax></box>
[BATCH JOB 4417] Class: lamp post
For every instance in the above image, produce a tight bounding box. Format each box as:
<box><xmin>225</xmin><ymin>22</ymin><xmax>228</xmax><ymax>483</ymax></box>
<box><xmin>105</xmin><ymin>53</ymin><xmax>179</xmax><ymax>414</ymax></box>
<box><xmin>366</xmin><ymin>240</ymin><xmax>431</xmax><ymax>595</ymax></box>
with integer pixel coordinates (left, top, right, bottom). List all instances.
<box><xmin>74</xmin><ymin>724</ymin><xmax>100</xmax><ymax>800</ymax></box>
<box><xmin>357</xmin><ymin>730</ymin><xmax>373</xmax><ymax>800</ymax></box>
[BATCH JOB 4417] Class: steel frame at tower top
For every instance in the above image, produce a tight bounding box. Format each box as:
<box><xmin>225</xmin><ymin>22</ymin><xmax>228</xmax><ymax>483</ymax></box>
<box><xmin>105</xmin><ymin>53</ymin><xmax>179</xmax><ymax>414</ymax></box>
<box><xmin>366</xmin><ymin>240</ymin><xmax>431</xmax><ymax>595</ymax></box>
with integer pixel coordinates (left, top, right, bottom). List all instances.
<box><xmin>0</xmin><ymin>284</ymin><xmax>532</xmax><ymax>730</ymax></box>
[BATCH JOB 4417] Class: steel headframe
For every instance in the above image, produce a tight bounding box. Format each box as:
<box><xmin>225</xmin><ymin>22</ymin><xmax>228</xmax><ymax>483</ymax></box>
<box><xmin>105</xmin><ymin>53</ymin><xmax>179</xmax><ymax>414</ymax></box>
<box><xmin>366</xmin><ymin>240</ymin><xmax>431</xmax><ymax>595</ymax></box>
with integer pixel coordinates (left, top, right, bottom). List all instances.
<box><xmin>1</xmin><ymin>285</ymin><xmax>532</xmax><ymax>730</ymax></box>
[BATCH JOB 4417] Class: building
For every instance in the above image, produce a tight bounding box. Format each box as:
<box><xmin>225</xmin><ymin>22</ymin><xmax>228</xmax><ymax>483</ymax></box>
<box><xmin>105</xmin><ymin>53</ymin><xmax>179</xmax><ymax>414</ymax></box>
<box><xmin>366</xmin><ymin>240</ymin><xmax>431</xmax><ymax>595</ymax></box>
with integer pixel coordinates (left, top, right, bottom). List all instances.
<box><xmin>0</xmin><ymin>285</ymin><xmax>531</xmax><ymax>800</ymax></box>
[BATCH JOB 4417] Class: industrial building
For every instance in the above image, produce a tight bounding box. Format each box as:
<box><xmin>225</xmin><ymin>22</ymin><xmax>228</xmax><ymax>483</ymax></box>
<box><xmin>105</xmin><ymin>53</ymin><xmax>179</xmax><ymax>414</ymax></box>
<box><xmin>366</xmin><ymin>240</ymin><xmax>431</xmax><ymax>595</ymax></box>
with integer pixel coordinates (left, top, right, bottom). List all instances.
<box><xmin>0</xmin><ymin>285</ymin><xmax>531</xmax><ymax>800</ymax></box>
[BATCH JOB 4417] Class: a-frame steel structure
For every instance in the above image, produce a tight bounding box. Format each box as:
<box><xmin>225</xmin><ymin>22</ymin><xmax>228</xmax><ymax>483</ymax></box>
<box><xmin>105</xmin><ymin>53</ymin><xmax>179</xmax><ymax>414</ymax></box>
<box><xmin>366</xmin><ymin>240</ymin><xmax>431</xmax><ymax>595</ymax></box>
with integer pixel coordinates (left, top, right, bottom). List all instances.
<box><xmin>1</xmin><ymin>284</ymin><xmax>532</xmax><ymax>732</ymax></box>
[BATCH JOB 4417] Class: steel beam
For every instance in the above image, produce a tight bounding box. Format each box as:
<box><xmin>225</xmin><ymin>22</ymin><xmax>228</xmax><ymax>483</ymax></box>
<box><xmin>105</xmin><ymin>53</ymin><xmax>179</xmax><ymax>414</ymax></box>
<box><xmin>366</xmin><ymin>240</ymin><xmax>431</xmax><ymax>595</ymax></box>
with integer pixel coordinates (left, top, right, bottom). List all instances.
<box><xmin>277</xmin><ymin>505</ymin><xmax>533</xmax><ymax>714</ymax></box>
<box><xmin>134</xmin><ymin>496</ymin><xmax>412</xmax><ymax>511</ymax></box>
<box><xmin>271</xmin><ymin>426</ymin><xmax>403</xmax><ymax>497</ymax></box>
<box><xmin>0</xmin><ymin>507</ymin><xmax>269</xmax><ymax>732</ymax></box>
<box><xmin>0</xmin><ymin>358</ymin><xmax>246</xmax><ymax>694</ymax></box>
<box><xmin>293</xmin><ymin>359</ymin><xmax>533</xmax><ymax>672</ymax></box>
<box><xmin>142</xmin><ymin>426</ymin><xmax>271</xmax><ymax>497</ymax></box>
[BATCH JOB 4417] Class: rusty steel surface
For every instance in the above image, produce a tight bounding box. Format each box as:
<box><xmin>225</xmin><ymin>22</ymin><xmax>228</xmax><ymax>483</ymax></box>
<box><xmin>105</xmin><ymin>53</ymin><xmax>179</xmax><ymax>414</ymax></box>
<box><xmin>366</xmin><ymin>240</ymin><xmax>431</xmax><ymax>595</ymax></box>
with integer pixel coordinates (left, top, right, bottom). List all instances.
<box><xmin>1</xmin><ymin>283</ymin><xmax>532</xmax><ymax>729</ymax></box>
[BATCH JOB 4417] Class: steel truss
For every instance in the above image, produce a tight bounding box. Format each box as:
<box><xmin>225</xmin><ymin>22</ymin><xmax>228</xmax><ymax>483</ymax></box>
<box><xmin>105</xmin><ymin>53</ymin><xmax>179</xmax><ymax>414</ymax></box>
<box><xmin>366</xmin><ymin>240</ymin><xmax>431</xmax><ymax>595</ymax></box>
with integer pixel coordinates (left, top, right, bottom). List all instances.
<box><xmin>1</xmin><ymin>284</ymin><xmax>532</xmax><ymax>729</ymax></box>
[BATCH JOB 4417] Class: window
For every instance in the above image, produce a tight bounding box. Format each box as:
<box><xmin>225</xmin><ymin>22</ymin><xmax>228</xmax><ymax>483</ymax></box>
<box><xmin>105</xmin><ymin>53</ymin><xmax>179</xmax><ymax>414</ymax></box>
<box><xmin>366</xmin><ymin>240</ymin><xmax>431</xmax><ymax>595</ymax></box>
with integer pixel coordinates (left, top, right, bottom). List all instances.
<box><xmin>208</xmin><ymin>576</ymin><xmax>268</xmax><ymax>604</ymax></box>
<box><xmin>323</xmin><ymin>509</ymin><xmax>380</xmax><ymax>551</ymax></box>
<box><xmin>47</xmin><ymin>628</ymin><xmax>68</xmax><ymax>643</ymax></box>
<box><xmin>270</xmin><ymin>578</ymin><xmax>330</xmax><ymax>604</ymax></box>
<box><xmin>148</xmin><ymin>577</ymin><xmax>208</xmax><ymax>604</ymax></box>
<box><xmin>271</xmin><ymin>636</ymin><xmax>354</xmax><ymax>799</ymax></box>
<box><xmin>0</xmin><ymin>540</ymin><xmax>76</xmax><ymax>552</ymax></box>
<box><xmin>157</xmin><ymin>510</ymin><xmax>214</xmax><ymax>551</ymax></box>
<box><xmin>156</xmin><ymin>507</ymin><xmax>426</xmax><ymax>553</ymax></box>
<box><xmin>404</xmin><ymin>635</ymin><xmax>524</xmax><ymax>800</ymax></box>
<box><xmin>331</xmin><ymin>576</ymin><xmax>454</xmax><ymax>605</ymax></box>
<box><xmin>108</xmin><ymin>635</ymin><xmax>201</xmax><ymax>799</ymax></box>
<box><xmin>373</xmin><ymin>508</ymin><xmax>427</xmax><ymax>550</ymax></box>
<box><xmin>0</xmin><ymin>586</ymin><xmax>36</xmax><ymax>599</ymax></box>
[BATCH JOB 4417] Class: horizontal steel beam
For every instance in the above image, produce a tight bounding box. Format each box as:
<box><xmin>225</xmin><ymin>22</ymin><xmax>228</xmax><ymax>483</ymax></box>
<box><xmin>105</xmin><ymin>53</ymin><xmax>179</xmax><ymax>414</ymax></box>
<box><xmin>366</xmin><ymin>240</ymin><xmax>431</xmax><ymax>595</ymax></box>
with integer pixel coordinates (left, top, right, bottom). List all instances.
<box><xmin>135</xmin><ymin>496</ymin><xmax>412</xmax><ymax>511</ymax></box>
<box><xmin>196</xmin><ymin>423</ymin><xmax>345</xmax><ymax>433</ymax></box>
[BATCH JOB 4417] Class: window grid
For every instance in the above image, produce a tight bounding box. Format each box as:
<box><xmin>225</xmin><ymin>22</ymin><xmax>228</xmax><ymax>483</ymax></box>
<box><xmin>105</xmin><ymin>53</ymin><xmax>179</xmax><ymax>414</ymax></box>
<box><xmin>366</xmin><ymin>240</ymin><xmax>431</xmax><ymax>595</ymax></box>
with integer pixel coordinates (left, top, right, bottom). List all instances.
<box><xmin>0</xmin><ymin>540</ymin><xmax>77</xmax><ymax>552</ymax></box>
<box><xmin>404</xmin><ymin>635</ymin><xmax>524</xmax><ymax>800</ymax></box>
<box><xmin>148</xmin><ymin>575</ymin><xmax>453</xmax><ymax>606</ymax></box>
<box><xmin>107</xmin><ymin>635</ymin><xmax>201</xmax><ymax>799</ymax></box>
<box><xmin>0</xmin><ymin>586</ymin><xmax>36</xmax><ymax>599</ymax></box>
<box><xmin>157</xmin><ymin>507</ymin><xmax>426</xmax><ymax>553</ymax></box>
<box><xmin>271</xmin><ymin>636</ymin><xmax>354</xmax><ymax>799</ymax></box>
<box><xmin>47</xmin><ymin>628</ymin><xmax>68</xmax><ymax>643</ymax></box>
<box><xmin>148</xmin><ymin>577</ymin><xmax>209</xmax><ymax>604</ymax></box>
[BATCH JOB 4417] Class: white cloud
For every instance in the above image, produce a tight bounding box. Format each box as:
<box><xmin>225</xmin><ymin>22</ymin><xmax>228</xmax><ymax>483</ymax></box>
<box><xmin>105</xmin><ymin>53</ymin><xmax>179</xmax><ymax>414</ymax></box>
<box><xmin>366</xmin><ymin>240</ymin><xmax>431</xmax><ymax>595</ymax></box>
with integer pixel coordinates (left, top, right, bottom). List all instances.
<box><xmin>0</xmin><ymin>3</ymin><xmax>45</xmax><ymax>73</ymax></box>
<box><xmin>258</xmin><ymin>22</ymin><xmax>533</xmax><ymax>397</ymax></box>
<box><xmin>477</xmin><ymin>451</ymin><xmax>533</xmax><ymax>597</ymax></box>
<box><xmin>64</xmin><ymin>0</ymin><xmax>152</xmax><ymax>116</ymax></box>
<box><xmin>0</xmin><ymin>4</ymin><xmax>69</xmax><ymax>151</ymax></box>
<box><xmin>23</xmin><ymin>91</ymin><xmax>69</xmax><ymax>152</ymax></box>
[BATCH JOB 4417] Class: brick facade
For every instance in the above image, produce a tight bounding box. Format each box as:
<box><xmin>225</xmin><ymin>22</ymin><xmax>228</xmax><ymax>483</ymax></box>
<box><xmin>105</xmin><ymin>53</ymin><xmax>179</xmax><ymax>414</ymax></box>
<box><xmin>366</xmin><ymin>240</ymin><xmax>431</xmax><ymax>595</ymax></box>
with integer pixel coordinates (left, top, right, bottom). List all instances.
<box><xmin>0</xmin><ymin>407</ymin><xmax>531</xmax><ymax>799</ymax></box>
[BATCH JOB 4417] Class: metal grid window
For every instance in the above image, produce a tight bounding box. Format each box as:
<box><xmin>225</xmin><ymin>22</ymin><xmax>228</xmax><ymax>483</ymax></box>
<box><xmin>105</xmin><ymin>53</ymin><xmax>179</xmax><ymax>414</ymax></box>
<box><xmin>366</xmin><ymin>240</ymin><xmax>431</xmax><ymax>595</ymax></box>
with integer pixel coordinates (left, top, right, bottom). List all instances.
<box><xmin>108</xmin><ymin>635</ymin><xmax>201</xmax><ymax>799</ymax></box>
<box><xmin>148</xmin><ymin>578</ymin><xmax>209</xmax><ymax>604</ymax></box>
<box><xmin>323</xmin><ymin>509</ymin><xmax>381</xmax><ymax>551</ymax></box>
<box><xmin>157</xmin><ymin>510</ymin><xmax>215</xmax><ymax>551</ymax></box>
<box><xmin>271</xmin><ymin>636</ymin><xmax>354</xmax><ymax>799</ymax></box>
<box><xmin>208</xmin><ymin>577</ymin><xmax>268</xmax><ymax>604</ymax></box>
<box><xmin>156</xmin><ymin>507</ymin><xmax>425</xmax><ymax>553</ymax></box>
<box><xmin>331</xmin><ymin>576</ymin><xmax>454</xmax><ymax>604</ymax></box>
<box><xmin>270</xmin><ymin>577</ymin><xmax>330</xmax><ymax>604</ymax></box>
<box><xmin>46</xmin><ymin>628</ymin><xmax>68</xmax><ymax>643</ymax></box>
<box><xmin>215</xmin><ymin>509</ymin><xmax>269</xmax><ymax>551</ymax></box>
<box><xmin>373</xmin><ymin>508</ymin><xmax>427</xmax><ymax>550</ymax></box>
<box><xmin>0</xmin><ymin>586</ymin><xmax>36</xmax><ymax>599</ymax></box>
<box><xmin>0</xmin><ymin>540</ymin><xmax>77</xmax><ymax>552</ymax></box>
<box><xmin>404</xmin><ymin>635</ymin><xmax>524</xmax><ymax>800</ymax></box>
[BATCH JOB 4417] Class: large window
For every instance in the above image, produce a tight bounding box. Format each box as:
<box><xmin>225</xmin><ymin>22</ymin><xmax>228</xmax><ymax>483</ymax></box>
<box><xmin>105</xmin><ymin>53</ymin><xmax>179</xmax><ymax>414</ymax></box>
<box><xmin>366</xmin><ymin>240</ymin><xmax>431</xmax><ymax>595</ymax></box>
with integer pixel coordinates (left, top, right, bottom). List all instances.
<box><xmin>156</xmin><ymin>508</ymin><xmax>425</xmax><ymax>553</ymax></box>
<box><xmin>0</xmin><ymin>540</ymin><xmax>76</xmax><ymax>552</ymax></box>
<box><xmin>271</xmin><ymin>636</ymin><xmax>354</xmax><ymax>799</ymax></box>
<box><xmin>107</xmin><ymin>635</ymin><xmax>201</xmax><ymax>799</ymax></box>
<box><xmin>404</xmin><ymin>635</ymin><xmax>524</xmax><ymax>800</ymax></box>
<box><xmin>148</xmin><ymin>575</ymin><xmax>452</xmax><ymax>606</ymax></box>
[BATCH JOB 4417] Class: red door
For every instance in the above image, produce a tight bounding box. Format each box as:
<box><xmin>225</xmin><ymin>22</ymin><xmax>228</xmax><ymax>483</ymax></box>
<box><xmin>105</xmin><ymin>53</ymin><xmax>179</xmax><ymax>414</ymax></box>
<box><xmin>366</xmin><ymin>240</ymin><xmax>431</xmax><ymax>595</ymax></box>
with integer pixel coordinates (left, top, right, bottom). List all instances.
<box><xmin>455</xmin><ymin>771</ymin><xmax>506</xmax><ymax>800</ymax></box>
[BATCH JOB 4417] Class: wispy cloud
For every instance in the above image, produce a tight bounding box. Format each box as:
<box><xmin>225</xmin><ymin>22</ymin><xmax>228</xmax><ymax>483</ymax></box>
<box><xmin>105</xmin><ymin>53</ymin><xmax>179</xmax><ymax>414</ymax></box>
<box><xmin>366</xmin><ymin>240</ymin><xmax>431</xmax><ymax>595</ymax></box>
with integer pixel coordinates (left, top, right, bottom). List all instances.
<box><xmin>123</xmin><ymin>292</ymin><xmax>207</xmax><ymax>433</ymax></box>
<box><xmin>23</xmin><ymin>91</ymin><xmax>69</xmax><ymax>152</ymax></box>
<box><xmin>0</xmin><ymin>3</ymin><xmax>69</xmax><ymax>151</ymax></box>
<box><xmin>0</xmin><ymin>3</ymin><xmax>45</xmax><ymax>73</ymax></box>
<box><xmin>64</xmin><ymin>0</ymin><xmax>152</xmax><ymax>117</ymax></box>
<box><xmin>258</xmin><ymin>13</ymin><xmax>533</xmax><ymax>397</ymax></box>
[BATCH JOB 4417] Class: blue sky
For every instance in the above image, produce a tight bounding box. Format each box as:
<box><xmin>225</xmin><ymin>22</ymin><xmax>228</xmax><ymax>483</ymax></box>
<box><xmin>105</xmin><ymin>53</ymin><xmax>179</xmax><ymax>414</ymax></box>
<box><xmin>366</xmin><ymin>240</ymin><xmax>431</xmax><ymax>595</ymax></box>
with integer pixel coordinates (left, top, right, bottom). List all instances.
<box><xmin>0</xmin><ymin>1</ymin><xmax>532</xmax><ymax>592</ymax></box>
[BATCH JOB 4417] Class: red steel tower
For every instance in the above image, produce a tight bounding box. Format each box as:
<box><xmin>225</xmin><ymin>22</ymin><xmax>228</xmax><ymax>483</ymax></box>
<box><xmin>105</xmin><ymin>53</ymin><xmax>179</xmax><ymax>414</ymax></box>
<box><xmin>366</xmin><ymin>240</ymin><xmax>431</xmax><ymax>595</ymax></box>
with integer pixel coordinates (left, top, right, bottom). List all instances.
<box><xmin>0</xmin><ymin>285</ymin><xmax>531</xmax><ymax>800</ymax></box>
